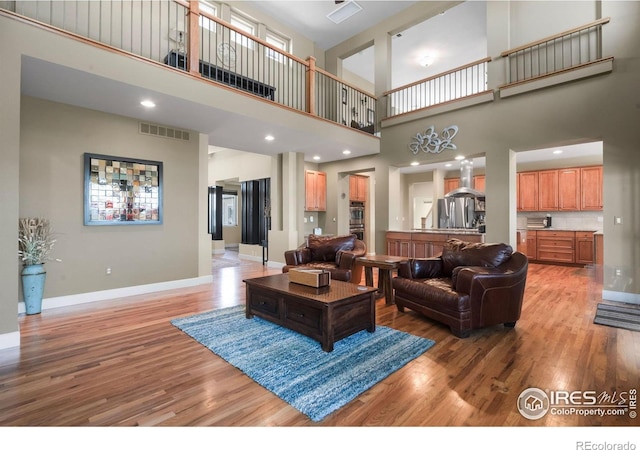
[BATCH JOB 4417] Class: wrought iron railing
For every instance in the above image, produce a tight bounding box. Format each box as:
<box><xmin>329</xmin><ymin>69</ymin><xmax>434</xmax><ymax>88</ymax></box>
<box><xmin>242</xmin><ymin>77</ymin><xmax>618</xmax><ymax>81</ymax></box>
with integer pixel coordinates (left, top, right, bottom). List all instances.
<box><xmin>314</xmin><ymin>68</ymin><xmax>377</xmax><ymax>135</ymax></box>
<box><xmin>1</xmin><ymin>0</ymin><xmax>376</xmax><ymax>134</ymax></box>
<box><xmin>383</xmin><ymin>58</ymin><xmax>491</xmax><ymax>118</ymax></box>
<box><xmin>500</xmin><ymin>18</ymin><xmax>610</xmax><ymax>84</ymax></box>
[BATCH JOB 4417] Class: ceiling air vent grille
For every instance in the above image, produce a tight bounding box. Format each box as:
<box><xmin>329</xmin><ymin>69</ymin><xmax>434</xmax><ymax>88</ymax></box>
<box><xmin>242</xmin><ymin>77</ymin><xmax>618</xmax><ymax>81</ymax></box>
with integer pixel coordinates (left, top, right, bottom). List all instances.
<box><xmin>139</xmin><ymin>122</ymin><xmax>190</xmax><ymax>141</ymax></box>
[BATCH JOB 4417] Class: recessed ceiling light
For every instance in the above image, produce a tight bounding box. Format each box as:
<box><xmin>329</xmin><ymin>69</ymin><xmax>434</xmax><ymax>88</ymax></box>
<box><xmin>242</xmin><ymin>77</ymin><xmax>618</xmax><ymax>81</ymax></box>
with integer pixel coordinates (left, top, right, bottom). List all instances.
<box><xmin>410</xmin><ymin>161</ymin><xmax>419</xmax><ymax>166</ymax></box>
<box><xmin>342</xmin><ymin>150</ymin><xmax>351</xmax><ymax>155</ymax></box>
<box><xmin>140</xmin><ymin>100</ymin><xmax>156</xmax><ymax>108</ymax></box>
<box><xmin>265</xmin><ymin>135</ymin><xmax>275</xmax><ymax>141</ymax></box>
<box><xmin>313</xmin><ymin>156</ymin><xmax>321</xmax><ymax>161</ymax></box>
<box><xmin>454</xmin><ymin>155</ymin><xmax>465</xmax><ymax>160</ymax></box>
<box><xmin>419</xmin><ymin>55</ymin><xmax>434</xmax><ymax>67</ymax></box>
<box><xmin>553</xmin><ymin>149</ymin><xmax>563</xmax><ymax>154</ymax></box>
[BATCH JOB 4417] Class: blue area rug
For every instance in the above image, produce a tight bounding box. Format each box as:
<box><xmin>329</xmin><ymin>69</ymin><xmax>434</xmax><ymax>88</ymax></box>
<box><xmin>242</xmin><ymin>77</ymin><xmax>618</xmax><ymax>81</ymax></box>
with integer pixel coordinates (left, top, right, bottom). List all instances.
<box><xmin>171</xmin><ymin>305</ymin><xmax>436</xmax><ymax>422</ymax></box>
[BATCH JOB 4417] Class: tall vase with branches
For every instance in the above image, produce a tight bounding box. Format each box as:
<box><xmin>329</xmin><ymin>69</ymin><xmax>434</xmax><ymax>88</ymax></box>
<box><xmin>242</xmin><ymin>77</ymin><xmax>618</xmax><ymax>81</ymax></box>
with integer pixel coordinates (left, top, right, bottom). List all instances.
<box><xmin>18</xmin><ymin>218</ymin><xmax>58</xmax><ymax>315</ymax></box>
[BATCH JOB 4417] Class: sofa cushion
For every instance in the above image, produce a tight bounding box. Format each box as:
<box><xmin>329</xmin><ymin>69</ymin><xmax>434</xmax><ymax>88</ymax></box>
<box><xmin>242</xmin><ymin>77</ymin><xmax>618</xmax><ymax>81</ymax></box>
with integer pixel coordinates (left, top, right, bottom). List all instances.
<box><xmin>307</xmin><ymin>234</ymin><xmax>356</xmax><ymax>262</ymax></box>
<box><xmin>441</xmin><ymin>239</ymin><xmax>513</xmax><ymax>277</ymax></box>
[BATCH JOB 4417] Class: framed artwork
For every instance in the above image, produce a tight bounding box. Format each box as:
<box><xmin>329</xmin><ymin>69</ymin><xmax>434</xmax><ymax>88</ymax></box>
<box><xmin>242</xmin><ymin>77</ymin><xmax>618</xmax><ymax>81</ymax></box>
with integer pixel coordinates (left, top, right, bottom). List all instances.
<box><xmin>84</xmin><ymin>153</ymin><xmax>163</xmax><ymax>225</ymax></box>
<box><xmin>342</xmin><ymin>87</ymin><xmax>347</xmax><ymax>105</ymax></box>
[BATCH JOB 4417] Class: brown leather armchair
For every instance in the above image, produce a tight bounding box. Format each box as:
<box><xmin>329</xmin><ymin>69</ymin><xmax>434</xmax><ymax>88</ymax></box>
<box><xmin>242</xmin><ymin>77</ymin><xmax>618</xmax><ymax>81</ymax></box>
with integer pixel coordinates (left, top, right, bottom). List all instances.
<box><xmin>282</xmin><ymin>234</ymin><xmax>366</xmax><ymax>283</ymax></box>
<box><xmin>392</xmin><ymin>239</ymin><xmax>528</xmax><ymax>338</ymax></box>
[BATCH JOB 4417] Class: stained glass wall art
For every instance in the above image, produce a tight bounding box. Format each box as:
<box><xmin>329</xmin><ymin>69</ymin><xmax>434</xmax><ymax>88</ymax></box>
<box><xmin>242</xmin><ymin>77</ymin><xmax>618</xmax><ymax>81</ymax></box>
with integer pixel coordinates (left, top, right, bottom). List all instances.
<box><xmin>84</xmin><ymin>153</ymin><xmax>163</xmax><ymax>225</ymax></box>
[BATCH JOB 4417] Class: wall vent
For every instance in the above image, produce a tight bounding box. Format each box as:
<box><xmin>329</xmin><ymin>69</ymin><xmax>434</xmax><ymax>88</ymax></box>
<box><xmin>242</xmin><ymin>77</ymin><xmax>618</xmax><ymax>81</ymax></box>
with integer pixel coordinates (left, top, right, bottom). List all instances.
<box><xmin>139</xmin><ymin>122</ymin><xmax>190</xmax><ymax>141</ymax></box>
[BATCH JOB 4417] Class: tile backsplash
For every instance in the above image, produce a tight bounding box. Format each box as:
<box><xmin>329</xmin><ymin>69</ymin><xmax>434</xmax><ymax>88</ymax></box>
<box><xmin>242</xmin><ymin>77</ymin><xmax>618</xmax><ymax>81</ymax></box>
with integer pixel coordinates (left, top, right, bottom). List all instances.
<box><xmin>517</xmin><ymin>211</ymin><xmax>604</xmax><ymax>232</ymax></box>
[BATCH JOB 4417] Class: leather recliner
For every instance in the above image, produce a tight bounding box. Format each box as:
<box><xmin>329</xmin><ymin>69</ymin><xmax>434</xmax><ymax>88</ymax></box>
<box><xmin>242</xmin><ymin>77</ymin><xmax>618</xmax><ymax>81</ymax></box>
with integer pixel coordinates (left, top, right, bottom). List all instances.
<box><xmin>282</xmin><ymin>234</ymin><xmax>366</xmax><ymax>283</ymax></box>
<box><xmin>392</xmin><ymin>239</ymin><xmax>528</xmax><ymax>338</ymax></box>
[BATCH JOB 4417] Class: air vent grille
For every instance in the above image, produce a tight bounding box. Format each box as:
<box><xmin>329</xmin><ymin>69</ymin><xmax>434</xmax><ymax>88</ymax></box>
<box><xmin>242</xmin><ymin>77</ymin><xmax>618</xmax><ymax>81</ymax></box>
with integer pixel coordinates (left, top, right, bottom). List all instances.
<box><xmin>139</xmin><ymin>122</ymin><xmax>190</xmax><ymax>141</ymax></box>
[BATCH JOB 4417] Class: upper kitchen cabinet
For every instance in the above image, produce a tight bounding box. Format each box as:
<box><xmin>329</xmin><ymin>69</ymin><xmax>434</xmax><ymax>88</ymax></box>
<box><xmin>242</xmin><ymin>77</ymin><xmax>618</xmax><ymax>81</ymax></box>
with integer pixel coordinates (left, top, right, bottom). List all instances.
<box><xmin>305</xmin><ymin>170</ymin><xmax>326</xmax><ymax>211</ymax></box>
<box><xmin>517</xmin><ymin>166</ymin><xmax>602</xmax><ymax>212</ymax></box>
<box><xmin>517</xmin><ymin>171</ymin><xmax>539</xmax><ymax>211</ymax></box>
<box><xmin>538</xmin><ymin>170</ymin><xmax>559</xmax><ymax>211</ymax></box>
<box><xmin>349</xmin><ymin>175</ymin><xmax>368</xmax><ymax>202</ymax></box>
<box><xmin>558</xmin><ymin>168</ymin><xmax>581</xmax><ymax>211</ymax></box>
<box><xmin>444</xmin><ymin>177</ymin><xmax>460</xmax><ymax>193</ymax></box>
<box><xmin>581</xmin><ymin>166</ymin><xmax>603</xmax><ymax>210</ymax></box>
<box><xmin>473</xmin><ymin>175</ymin><xmax>486</xmax><ymax>192</ymax></box>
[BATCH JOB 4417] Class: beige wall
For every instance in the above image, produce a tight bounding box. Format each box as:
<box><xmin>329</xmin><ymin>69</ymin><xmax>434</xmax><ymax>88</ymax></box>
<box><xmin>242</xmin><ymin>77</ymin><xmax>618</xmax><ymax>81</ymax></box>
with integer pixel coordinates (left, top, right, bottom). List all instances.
<box><xmin>19</xmin><ymin>96</ymin><xmax>203</xmax><ymax>297</ymax></box>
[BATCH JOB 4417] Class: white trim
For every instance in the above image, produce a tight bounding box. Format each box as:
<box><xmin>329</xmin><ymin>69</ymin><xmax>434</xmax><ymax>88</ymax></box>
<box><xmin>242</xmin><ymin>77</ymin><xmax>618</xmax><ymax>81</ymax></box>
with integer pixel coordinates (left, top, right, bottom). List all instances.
<box><xmin>0</xmin><ymin>331</ymin><xmax>20</xmax><ymax>350</ymax></box>
<box><xmin>239</xmin><ymin>253</ymin><xmax>263</xmax><ymax>263</ymax></box>
<box><xmin>267</xmin><ymin>260</ymin><xmax>285</xmax><ymax>270</ymax></box>
<box><xmin>602</xmin><ymin>290</ymin><xmax>640</xmax><ymax>306</ymax></box>
<box><xmin>17</xmin><ymin>275</ymin><xmax>213</xmax><ymax>314</ymax></box>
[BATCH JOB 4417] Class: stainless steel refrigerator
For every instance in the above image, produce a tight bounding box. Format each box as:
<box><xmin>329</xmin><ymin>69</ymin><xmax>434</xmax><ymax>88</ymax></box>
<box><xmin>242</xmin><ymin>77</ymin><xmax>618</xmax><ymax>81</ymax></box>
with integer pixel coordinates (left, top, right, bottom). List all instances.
<box><xmin>438</xmin><ymin>197</ymin><xmax>476</xmax><ymax>229</ymax></box>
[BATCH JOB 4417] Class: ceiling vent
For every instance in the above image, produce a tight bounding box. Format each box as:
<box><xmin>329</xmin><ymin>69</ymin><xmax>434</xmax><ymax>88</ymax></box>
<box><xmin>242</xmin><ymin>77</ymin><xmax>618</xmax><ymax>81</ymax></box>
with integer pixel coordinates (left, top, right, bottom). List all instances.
<box><xmin>139</xmin><ymin>122</ymin><xmax>190</xmax><ymax>141</ymax></box>
<box><xmin>327</xmin><ymin>1</ymin><xmax>362</xmax><ymax>24</ymax></box>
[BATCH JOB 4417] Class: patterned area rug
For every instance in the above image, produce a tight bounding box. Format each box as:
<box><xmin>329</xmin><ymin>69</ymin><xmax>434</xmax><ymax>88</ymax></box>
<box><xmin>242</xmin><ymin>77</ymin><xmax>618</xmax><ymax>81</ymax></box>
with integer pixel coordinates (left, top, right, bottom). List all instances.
<box><xmin>594</xmin><ymin>303</ymin><xmax>640</xmax><ymax>332</ymax></box>
<box><xmin>171</xmin><ymin>305</ymin><xmax>435</xmax><ymax>422</ymax></box>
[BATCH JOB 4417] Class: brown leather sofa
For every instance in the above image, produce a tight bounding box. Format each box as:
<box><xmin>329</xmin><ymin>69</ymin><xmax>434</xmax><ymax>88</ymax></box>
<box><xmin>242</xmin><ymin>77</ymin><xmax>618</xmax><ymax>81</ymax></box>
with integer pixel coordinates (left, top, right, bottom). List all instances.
<box><xmin>282</xmin><ymin>234</ymin><xmax>366</xmax><ymax>283</ymax></box>
<box><xmin>392</xmin><ymin>239</ymin><xmax>528</xmax><ymax>338</ymax></box>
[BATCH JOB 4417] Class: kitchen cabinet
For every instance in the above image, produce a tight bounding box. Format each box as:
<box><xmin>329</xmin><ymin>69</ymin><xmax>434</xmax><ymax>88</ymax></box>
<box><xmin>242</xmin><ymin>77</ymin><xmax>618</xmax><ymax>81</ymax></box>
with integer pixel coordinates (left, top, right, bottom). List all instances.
<box><xmin>386</xmin><ymin>231</ymin><xmax>482</xmax><ymax>258</ymax></box>
<box><xmin>386</xmin><ymin>232</ymin><xmax>411</xmax><ymax>257</ymax></box>
<box><xmin>444</xmin><ymin>178</ymin><xmax>459</xmax><ymax>193</ymax></box>
<box><xmin>538</xmin><ymin>170</ymin><xmax>559</xmax><ymax>211</ymax></box>
<box><xmin>517</xmin><ymin>172</ymin><xmax>539</xmax><ymax>211</ymax></box>
<box><xmin>581</xmin><ymin>166</ymin><xmax>603</xmax><ymax>210</ymax></box>
<box><xmin>473</xmin><ymin>175</ymin><xmax>485</xmax><ymax>192</ymax></box>
<box><xmin>558</xmin><ymin>168</ymin><xmax>580</xmax><ymax>210</ymax></box>
<box><xmin>517</xmin><ymin>165</ymin><xmax>602</xmax><ymax>212</ymax></box>
<box><xmin>536</xmin><ymin>230</ymin><xmax>575</xmax><ymax>263</ymax></box>
<box><xmin>575</xmin><ymin>231</ymin><xmax>595</xmax><ymax>264</ymax></box>
<box><xmin>526</xmin><ymin>230</ymin><xmax>537</xmax><ymax>259</ymax></box>
<box><xmin>305</xmin><ymin>170</ymin><xmax>326</xmax><ymax>211</ymax></box>
<box><xmin>349</xmin><ymin>175</ymin><xmax>368</xmax><ymax>202</ymax></box>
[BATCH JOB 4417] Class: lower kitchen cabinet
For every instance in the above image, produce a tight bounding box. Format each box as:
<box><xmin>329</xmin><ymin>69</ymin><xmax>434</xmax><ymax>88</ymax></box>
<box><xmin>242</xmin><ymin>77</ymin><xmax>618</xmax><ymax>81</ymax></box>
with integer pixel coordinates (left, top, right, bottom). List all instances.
<box><xmin>533</xmin><ymin>230</ymin><xmax>594</xmax><ymax>265</ymax></box>
<box><xmin>575</xmin><ymin>231</ymin><xmax>595</xmax><ymax>264</ymax></box>
<box><xmin>386</xmin><ymin>231</ymin><xmax>483</xmax><ymax>258</ymax></box>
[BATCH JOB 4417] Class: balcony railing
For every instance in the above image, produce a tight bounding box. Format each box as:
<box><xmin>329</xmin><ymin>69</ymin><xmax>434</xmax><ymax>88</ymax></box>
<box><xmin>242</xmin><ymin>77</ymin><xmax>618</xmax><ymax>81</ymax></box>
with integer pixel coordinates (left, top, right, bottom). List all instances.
<box><xmin>500</xmin><ymin>18</ymin><xmax>610</xmax><ymax>85</ymax></box>
<box><xmin>2</xmin><ymin>0</ymin><xmax>376</xmax><ymax>135</ymax></box>
<box><xmin>383</xmin><ymin>58</ymin><xmax>491</xmax><ymax>118</ymax></box>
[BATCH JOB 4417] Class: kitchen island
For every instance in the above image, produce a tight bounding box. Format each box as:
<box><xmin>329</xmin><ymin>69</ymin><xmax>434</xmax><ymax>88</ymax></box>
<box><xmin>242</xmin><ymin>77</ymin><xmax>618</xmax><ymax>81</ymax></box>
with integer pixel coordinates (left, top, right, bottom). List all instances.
<box><xmin>386</xmin><ymin>229</ymin><xmax>484</xmax><ymax>258</ymax></box>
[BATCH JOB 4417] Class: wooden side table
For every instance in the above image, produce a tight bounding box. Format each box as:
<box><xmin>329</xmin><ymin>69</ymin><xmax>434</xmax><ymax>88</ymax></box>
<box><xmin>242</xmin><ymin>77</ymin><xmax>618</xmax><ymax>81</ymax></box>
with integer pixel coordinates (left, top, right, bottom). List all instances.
<box><xmin>355</xmin><ymin>255</ymin><xmax>407</xmax><ymax>305</ymax></box>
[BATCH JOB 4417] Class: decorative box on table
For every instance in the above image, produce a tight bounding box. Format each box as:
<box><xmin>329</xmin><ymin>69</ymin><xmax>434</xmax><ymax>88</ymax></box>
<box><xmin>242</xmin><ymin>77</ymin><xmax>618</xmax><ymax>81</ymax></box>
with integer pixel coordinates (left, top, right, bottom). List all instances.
<box><xmin>288</xmin><ymin>269</ymin><xmax>330</xmax><ymax>287</ymax></box>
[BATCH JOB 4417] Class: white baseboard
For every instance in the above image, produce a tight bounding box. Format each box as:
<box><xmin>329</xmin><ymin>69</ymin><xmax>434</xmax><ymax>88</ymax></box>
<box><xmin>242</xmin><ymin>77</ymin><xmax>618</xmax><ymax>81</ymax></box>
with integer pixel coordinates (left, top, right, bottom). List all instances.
<box><xmin>17</xmin><ymin>275</ymin><xmax>213</xmax><ymax>314</ymax></box>
<box><xmin>602</xmin><ymin>290</ymin><xmax>640</xmax><ymax>305</ymax></box>
<box><xmin>267</xmin><ymin>260</ymin><xmax>285</xmax><ymax>270</ymax></box>
<box><xmin>239</xmin><ymin>254</ymin><xmax>263</xmax><ymax>263</ymax></box>
<box><xmin>0</xmin><ymin>331</ymin><xmax>20</xmax><ymax>350</ymax></box>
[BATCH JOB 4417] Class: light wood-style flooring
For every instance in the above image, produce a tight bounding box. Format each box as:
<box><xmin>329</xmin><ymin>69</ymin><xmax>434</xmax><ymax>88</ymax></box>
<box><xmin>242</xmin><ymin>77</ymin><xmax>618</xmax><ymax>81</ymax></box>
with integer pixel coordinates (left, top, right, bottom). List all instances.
<box><xmin>0</xmin><ymin>252</ymin><xmax>638</xmax><ymax>427</ymax></box>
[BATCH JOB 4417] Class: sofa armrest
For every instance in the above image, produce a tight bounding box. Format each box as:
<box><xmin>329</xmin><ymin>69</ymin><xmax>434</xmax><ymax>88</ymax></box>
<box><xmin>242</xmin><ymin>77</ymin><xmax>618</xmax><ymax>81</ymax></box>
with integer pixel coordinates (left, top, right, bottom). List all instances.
<box><xmin>284</xmin><ymin>248</ymin><xmax>311</xmax><ymax>266</ymax></box>
<box><xmin>454</xmin><ymin>265</ymin><xmax>526</xmax><ymax>295</ymax></box>
<box><xmin>336</xmin><ymin>250</ymin><xmax>357</xmax><ymax>270</ymax></box>
<box><xmin>397</xmin><ymin>258</ymin><xmax>443</xmax><ymax>280</ymax></box>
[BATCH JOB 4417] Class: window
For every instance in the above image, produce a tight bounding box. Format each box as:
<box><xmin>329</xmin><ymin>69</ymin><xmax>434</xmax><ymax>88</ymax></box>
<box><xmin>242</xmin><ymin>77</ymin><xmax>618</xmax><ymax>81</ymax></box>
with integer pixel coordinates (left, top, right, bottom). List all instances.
<box><xmin>265</xmin><ymin>31</ymin><xmax>290</xmax><ymax>63</ymax></box>
<box><xmin>222</xmin><ymin>191</ymin><xmax>238</xmax><ymax>226</ymax></box>
<box><xmin>230</xmin><ymin>13</ymin><xmax>255</xmax><ymax>49</ymax></box>
<box><xmin>199</xmin><ymin>1</ymin><xmax>217</xmax><ymax>31</ymax></box>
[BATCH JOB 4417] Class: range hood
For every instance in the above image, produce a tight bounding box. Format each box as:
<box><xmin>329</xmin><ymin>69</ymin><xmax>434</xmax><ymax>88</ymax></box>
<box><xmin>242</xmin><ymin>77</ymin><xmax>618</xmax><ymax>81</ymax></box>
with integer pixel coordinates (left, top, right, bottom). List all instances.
<box><xmin>444</xmin><ymin>159</ymin><xmax>485</xmax><ymax>199</ymax></box>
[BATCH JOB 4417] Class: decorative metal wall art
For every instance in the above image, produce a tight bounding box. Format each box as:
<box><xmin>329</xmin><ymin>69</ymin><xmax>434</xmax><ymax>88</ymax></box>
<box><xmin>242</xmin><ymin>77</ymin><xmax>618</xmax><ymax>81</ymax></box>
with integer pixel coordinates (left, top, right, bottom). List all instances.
<box><xmin>409</xmin><ymin>125</ymin><xmax>459</xmax><ymax>154</ymax></box>
<box><xmin>84</xmin><ymin>153</ymin><xmax>163</xmax><ymax>225</ymax></box>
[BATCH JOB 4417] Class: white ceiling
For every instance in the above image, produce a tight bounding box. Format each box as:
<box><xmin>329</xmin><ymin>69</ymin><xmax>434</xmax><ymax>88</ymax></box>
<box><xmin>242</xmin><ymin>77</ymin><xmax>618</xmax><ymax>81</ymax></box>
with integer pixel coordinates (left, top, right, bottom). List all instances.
<box><xmin>244</xmin><ymin>1</ymin><xmax>417</xmax><ymax>51</ymax></box>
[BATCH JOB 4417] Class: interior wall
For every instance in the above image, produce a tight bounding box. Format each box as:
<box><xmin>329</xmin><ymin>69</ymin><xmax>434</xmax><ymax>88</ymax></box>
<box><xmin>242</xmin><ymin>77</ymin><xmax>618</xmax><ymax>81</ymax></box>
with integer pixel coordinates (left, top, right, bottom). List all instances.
<box><xmin>19</xmin><ymin>96</ymin><xmax>202</xmax><ymax>298</ymax></box>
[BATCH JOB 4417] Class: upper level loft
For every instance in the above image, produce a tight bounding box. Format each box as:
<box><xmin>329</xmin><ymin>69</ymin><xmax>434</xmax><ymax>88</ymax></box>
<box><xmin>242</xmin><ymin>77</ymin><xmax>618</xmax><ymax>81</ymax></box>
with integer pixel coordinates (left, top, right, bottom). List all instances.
<box><xmin>2</xmin><ymin>1</ymin><xmax>614</xmax><ymax>138</ymax></box>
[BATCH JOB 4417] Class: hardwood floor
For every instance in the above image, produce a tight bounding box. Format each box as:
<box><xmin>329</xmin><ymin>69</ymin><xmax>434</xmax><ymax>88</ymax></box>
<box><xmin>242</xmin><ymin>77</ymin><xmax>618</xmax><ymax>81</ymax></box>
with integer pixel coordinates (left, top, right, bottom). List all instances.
<box><xmin>0</xmin><ymin>252</ymin><xmax>638</xmax><ymax>428</ymax></box>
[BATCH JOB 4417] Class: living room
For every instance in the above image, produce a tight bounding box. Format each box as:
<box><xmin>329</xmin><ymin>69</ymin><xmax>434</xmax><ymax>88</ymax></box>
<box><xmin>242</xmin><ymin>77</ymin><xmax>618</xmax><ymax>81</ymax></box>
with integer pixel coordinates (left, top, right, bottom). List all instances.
<box><xmin>1</xmin><ymin>0</ymin><xmax>639</xmax><ymax>443</ymax></box>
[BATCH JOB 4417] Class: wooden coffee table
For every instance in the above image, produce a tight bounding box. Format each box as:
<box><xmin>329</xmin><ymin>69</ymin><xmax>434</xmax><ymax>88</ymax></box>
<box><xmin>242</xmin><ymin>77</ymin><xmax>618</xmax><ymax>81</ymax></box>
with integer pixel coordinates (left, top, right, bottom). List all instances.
<box><xmin>355</xmin><ymin>255</ymin><xmax>407</xmax><ymax>305</ymax></box>
<box><xmin>243</xmin><ymin>273</ymin><xmax>377</xmax><ymax>352</ymax></box>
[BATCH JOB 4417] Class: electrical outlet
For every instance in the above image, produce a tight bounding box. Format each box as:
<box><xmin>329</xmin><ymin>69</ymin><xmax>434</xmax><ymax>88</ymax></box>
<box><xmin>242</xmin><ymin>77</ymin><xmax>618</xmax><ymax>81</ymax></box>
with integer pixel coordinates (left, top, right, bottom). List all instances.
<box><xmin>106</xmin><ymin>267</ymin><xmax>112</xmax><ymax>275</ymax></box>
<box><xmin>310</xmin><ymin>216</ymin><xmax>314</xmax><ymax>223</ymax></box>
<box><xmin>615</xmin><ymin>268</ymin><xmax>622</xmax><ymax>277</ymax></box>
<box><xmin>614</xmin><ymin>216</ymin><xmax>623</xmax><ymax>225</ymax></box>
